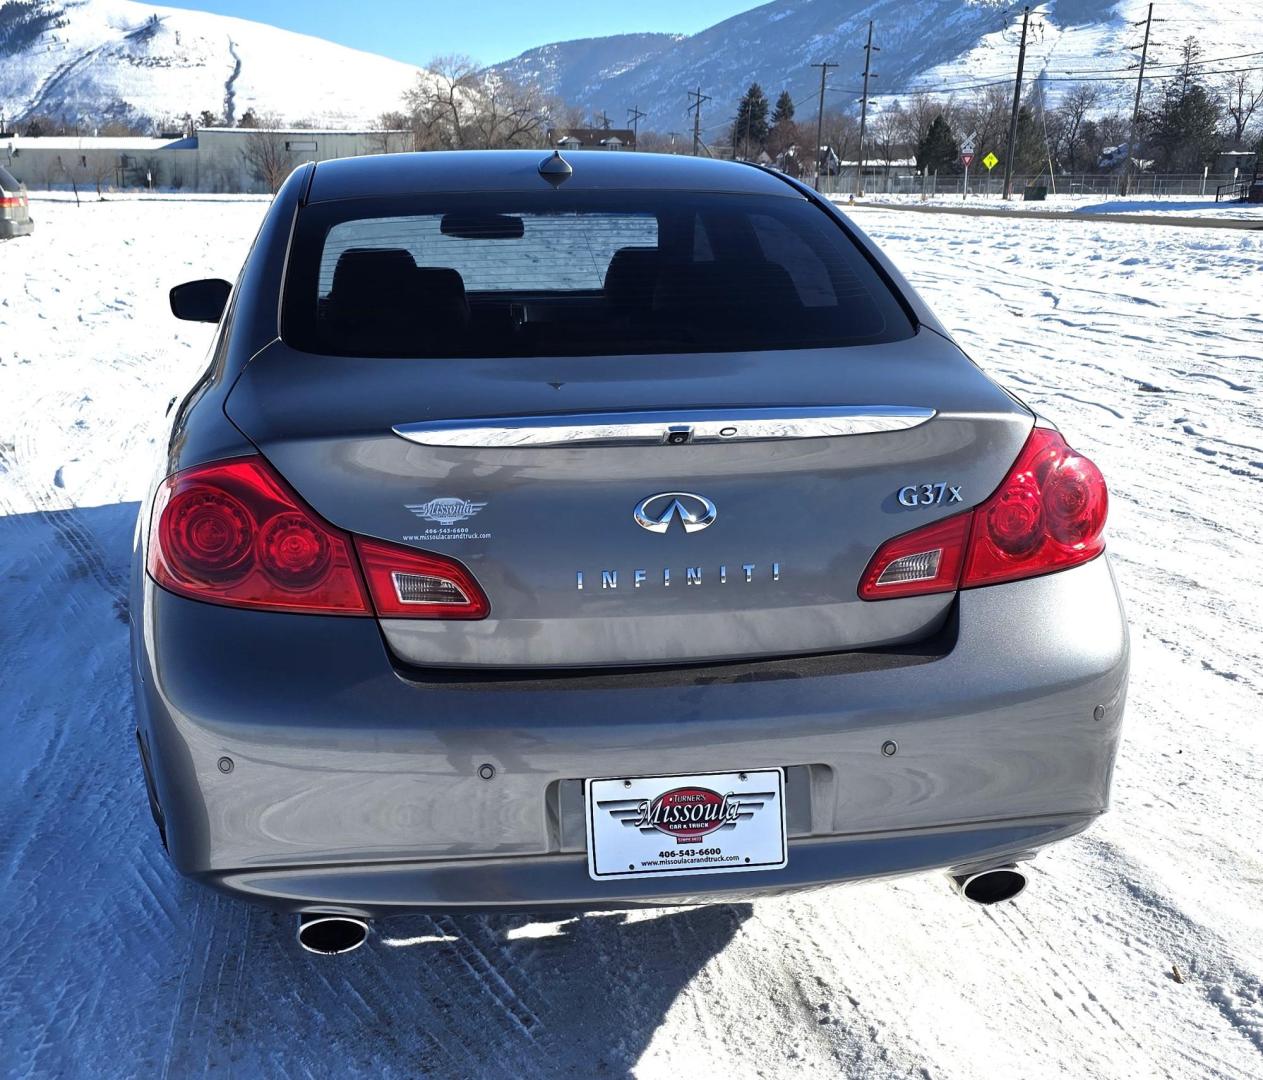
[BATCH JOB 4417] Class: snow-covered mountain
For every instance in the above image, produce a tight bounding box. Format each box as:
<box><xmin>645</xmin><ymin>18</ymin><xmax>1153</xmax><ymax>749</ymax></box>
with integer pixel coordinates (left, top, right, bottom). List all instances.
<box><xmin>0</xmin><ymin>0</ymin><xmax>429</xmax><ymax>129</ymax></box>
<box><xmin>489</xmin><ymin>0</ymin><xmax>1258</xmax><ymax>135</ymax></box>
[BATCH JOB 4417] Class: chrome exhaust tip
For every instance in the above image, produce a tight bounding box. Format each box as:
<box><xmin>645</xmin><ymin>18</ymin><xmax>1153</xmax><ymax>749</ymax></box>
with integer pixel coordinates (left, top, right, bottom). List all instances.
<box><xmin>296</xmin><ymin>913</ymin><xmax>370</xmax><ymax>955</ymax></box>
<box><xmin>950</xmin><ymin>865</ymin><xmax>1028</xmax><ymax>906</ymax></box>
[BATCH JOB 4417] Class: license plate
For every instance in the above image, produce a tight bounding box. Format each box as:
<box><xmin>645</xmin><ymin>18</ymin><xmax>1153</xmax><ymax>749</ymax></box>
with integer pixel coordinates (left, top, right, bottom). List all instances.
<box><xmin>585</xmin><ymin>768</ymin><xmax>787</xmax><ymax>881</ymax></box>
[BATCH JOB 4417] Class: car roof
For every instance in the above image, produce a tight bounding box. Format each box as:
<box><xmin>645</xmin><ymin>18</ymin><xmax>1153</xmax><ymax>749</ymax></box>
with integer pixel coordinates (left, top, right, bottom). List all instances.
<box><xmin>305</xmin><ymin>149</ymin><xmax>801</xmax><ymax>204</ymax></box>
<box><xmin>0</xmin><ymin>165</ymin><xmax>19</xmax><ymax>191</ymax></box>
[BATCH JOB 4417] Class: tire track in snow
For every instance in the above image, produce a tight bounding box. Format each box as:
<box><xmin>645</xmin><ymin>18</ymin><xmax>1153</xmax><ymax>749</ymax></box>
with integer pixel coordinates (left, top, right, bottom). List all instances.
<box><xmin>4</xmin><ymin>390</ymin><xmax>129</xmax><ymax>615</ymax></box>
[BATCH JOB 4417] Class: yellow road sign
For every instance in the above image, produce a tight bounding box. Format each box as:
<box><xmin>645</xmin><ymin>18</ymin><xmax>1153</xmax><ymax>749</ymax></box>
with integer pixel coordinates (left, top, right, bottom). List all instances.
<box><xmin>982</xmin><ymin>151</ymin><xmax>999</xmax><ymax>171</ymax></box>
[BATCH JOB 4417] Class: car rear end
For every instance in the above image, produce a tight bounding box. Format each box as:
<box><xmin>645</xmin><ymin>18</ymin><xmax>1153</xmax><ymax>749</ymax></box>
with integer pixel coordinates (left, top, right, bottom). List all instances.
<box><xmin>131</xmin><ymin>152</ymin><xmax>1127</xmax><ymax>918</ymax></box>
<box><xmin>0</xmin><ymin>166</ymin><xmax>34</xmax><ymax>239</ymax></box>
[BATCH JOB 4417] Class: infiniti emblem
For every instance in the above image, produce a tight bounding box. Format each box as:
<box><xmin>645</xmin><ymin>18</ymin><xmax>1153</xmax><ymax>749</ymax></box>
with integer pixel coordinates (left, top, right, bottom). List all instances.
<box><xmin>633</xmin><ymin>492</ymin><xmax>718</xmax><ymax>535</ymax></box>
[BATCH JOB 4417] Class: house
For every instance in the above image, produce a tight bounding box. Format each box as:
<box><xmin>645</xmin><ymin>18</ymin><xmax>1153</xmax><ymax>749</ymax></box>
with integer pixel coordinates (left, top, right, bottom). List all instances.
<box><xmin>547</xmin><ymin>128</ymin><xmax>637</xmax><ymax>151</ymax></box>
<box><xmin>1</xmin><ymin>126</ymin><xmax>409</xmax><ymax>193</ymax></box>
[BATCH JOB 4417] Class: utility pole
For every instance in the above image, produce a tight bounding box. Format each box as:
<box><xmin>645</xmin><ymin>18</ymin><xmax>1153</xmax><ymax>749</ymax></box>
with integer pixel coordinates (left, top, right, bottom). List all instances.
<box><xmin>853</xmin><ymin>20</ymin><xmax>878</xmax><ymax>198</ymax></box>
<box><xmin>687</xmin><ymin>87</ymin><xmax>711</xmax><ymax>156</ymax></box>
<box><xmin>811</xmin><ymin>61</ymin><xmax>837</xmax><ymax>191</ymax></box>
<box><xmin>1001</xmin><ymin>7</ymin><xmax>1031</xmax><ymax>200</ymax></box>
<box><xmin>627</xmin><ymin>105</ymin><xmax>646</xmax><ymax>150</ymax></box>
<box><xmin>1123</xmin><ymin>3</ymin><xmax>1154</xmax><ymax>195</ymax></box>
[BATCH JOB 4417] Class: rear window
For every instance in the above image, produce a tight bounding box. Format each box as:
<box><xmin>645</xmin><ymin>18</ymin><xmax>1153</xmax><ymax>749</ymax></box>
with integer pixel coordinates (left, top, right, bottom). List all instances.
<box><xmin>282</xmin><ymin>190</ymin><xmax>914</xmax><ymax>358</ymax></box>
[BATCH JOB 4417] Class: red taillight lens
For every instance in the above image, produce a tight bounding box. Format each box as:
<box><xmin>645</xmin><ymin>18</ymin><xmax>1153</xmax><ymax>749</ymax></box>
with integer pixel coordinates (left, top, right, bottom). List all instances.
<box><xmin>355</xmin><ymin>537</ymin><xmax>490</xmax><ymax>620</ymax></box>
<box><xmin>857</xmin><ymin>513</ymin><xmax>971</xmax><ymax>600</ymax></box>
<box><xmin>149</xmin><ymin>458</ymin><xmax>371</xmax><ymax>614</ymax></box>
<box><xmin>961</xmin><ymin>427</ymin><xmax>1107</xmax><ymax>588</ymax></box>
<box><xmin>859</xmin><ymin>426</ymin><xmax>1108</xmax><ymax>601</ymax></box>
<box><xmin>148</xmin><ymin>456</ymin><xmax>491</xmax><ymax>619</ymax></box>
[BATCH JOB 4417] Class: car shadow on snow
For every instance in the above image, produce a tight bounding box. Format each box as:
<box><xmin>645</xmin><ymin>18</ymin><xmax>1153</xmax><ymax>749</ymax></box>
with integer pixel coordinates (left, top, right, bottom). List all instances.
<box><xmin>0</xmin><ymin>501</ymin><xmax>753</xmax><ymax>1078</ymax></box>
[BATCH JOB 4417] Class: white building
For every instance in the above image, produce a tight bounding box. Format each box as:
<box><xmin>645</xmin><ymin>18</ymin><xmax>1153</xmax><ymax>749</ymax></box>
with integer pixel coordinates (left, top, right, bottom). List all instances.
<box><xmin>1</xmin><ymin>126</ymin><xmax>410</xmax><ymax>194</ymax></box>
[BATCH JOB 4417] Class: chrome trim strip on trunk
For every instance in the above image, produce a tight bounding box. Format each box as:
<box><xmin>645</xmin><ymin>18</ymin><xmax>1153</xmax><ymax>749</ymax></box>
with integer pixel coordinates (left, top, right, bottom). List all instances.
<box><xmin>392</xmin><ymin>406</ymin><xmax>936</xmax><ymax>448</ymax></box>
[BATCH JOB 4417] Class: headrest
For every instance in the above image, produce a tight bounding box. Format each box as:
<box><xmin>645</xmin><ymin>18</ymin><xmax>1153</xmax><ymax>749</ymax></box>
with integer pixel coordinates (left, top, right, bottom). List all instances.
<box><xmin>414</xmin><ymin>266</ymin><xmax>470</xmax><ymax>324</ymax></box>
<box><xmin>330</xmin><ymin>248</ymin><xmax>417</xmax><ymax>309</ymax></box>
<box><xmin>604</xmin><ymin>247</ymin><xmax>662</xmax><ymax>310</ymax></box>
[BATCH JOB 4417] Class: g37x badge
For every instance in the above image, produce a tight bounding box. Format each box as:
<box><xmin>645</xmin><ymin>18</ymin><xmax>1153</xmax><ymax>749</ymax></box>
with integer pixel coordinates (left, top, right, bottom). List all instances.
<box><xmin>898</xmin><ymin>483</ymin><xmax>963</xmax><ymax>508</ymax></box>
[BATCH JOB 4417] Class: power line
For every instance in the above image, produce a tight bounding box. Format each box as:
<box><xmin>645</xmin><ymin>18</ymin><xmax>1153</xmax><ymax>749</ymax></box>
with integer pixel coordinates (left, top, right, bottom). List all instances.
<box><xmin>844</xmin><ymin>63</ymin><xmax>1263</xmax><ymax>101</ymax></box>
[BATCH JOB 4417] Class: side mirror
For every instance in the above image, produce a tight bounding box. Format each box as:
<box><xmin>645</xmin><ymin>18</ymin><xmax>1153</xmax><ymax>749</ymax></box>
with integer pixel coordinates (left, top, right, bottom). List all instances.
<box><xmin>170</xmin><ymin>278</ymin><xmax>232</xmax><ymax>323</ymax></box>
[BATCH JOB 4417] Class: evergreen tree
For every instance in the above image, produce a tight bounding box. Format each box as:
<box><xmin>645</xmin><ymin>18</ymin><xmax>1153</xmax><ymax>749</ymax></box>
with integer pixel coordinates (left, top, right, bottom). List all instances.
<box><xmin>916</xmin><ymin>114</ymin><xmax>959</xmax><ymax>173</ymax></box>
<box><xmin>1145</xmin><ymin>82</ymin><xmax>1222</xmax><ymax>171</ymax></box>
<box><xmin>732</xmin><ymin>83</ymin><xmax>770</xmax><ymax>159</ymax></box>
<box><xmin>771</xmin><ymin>90</ymin><xmax>795</xmax><ymax>126</ymax></box>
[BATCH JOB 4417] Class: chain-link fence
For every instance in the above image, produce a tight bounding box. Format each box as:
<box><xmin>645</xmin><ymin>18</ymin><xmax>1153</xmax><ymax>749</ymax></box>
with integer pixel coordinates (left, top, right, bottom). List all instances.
<box><xmin>817</xmin><ymin>171</ymin><xmax>1250</xmax><ymax>199</ymax></box>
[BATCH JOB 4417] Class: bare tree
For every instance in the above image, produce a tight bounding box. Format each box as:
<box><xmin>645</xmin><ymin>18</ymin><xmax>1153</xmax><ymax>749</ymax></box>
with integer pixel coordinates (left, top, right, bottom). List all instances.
<box><xmin>403</xmin><ymin>56</ymin><xmax>551</xmax><ymax>150</ymax></box>
<box><xmin>1046</xmin><ymin>83</ymin><xmax>1101</xmax><ymax>172</ymax></box>
<box><xmin>404</xmin><ymin>55</ymin><xmax>476</xmax><ymax>150</ymax></box>
<box><xmin>869</xmin><ymin>107</ymin><xmax>904</xmax><ymax>178</ymax></box>
<box><xmin>369</xmin><ymin>111</ymin><xmax>410</xmax><ymax>154</ymax></box>
<box><xmin>897</xmin><ymin>91</ymin><xmax>956</xmax><ymax>154</ymax></box>
<box><xmin>636</xmin><ymin>130</ymin><xmax>682</xmax><ymax>154</ymax></box>
<box><xmin>958</xmin><ymin>83</ymin><xmax>1015</xmax><ymax>163</ymax></box>
<box><xmin>819</xmin><ymin>110</ymin><xmax>859</xmax><ymax>165</ymax></box>
<box><xmin>1222</xmin><ymin>73</ymin><xmax>1261</xmax><ymax>147</ymax></box>
<box><xmin>239</xmin><ymin>115</ymin><xmax>292</xmax><ymax>193</ymax></box>
<box><xmin>88</xmin><ymin>156</ymin><xmax>115</xmax><ymax>197</ymax></box>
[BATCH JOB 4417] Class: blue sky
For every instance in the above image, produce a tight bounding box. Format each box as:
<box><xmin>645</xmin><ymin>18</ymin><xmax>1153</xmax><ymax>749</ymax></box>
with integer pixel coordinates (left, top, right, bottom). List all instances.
<box><xmin>155</xmin><ymin>0</ymin><xmax>758</xmax><ymax>66</ymax></box>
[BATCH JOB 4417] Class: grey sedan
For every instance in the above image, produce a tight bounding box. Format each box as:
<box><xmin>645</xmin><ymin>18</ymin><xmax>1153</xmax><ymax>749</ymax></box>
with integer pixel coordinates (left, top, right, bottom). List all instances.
<box><xmin>131</xmin><ymin>150</ymin><xmax>1127</xmax><ymax>955</ymax></box>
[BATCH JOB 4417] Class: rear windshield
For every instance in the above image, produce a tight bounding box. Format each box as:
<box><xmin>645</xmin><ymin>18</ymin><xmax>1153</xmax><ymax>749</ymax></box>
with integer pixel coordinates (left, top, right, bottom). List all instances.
<box><xmin>282</xmin><ymin>190</ymin><xmax>914</xmax><ymax>358</ymax></box>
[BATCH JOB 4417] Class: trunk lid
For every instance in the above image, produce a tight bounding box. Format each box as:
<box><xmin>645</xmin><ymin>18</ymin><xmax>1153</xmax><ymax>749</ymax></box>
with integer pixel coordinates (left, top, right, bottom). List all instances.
<box><xmin>225</xmin><ymin>331</ymin><xmax>1031</xmax><ymax>667</ymax></box>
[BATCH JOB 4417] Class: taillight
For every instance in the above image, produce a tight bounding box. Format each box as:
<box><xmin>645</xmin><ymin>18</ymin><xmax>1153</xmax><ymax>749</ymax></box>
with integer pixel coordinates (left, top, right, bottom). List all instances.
<box><xmin>149</xmin><ymin>457</ymin><xmax>370</xmax><ymax>614</ymax></box>
<box><xmin>859</xmin><ymin>426</ymin><xmax>1108</xmax><ymax>600</ymax></box>
<box><xmin>356</xmin><ymin>538</ymin><xmax>489</xmax><ymax>619</ymax></box>
<box><xmin>148</xmin><ymin>457</ymin><xmax>489</xmax><ymax>619</ymax></box>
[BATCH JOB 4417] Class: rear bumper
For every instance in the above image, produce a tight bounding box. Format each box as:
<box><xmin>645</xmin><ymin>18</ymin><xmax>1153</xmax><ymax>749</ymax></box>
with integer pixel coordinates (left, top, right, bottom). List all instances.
<box><xmin>0</xmin><ymin>217</ymin><xmax>34</xmax><ymax>238</ymax></box>
<box><xmin>131</xmin><ymin>555</ymin><xmax>1128</xmax><ymax>913</ymax></box>
<box><xmin>207</xmin><ymin>814</ymin><xmax>1097</xmax><ymax>916</ymax></box>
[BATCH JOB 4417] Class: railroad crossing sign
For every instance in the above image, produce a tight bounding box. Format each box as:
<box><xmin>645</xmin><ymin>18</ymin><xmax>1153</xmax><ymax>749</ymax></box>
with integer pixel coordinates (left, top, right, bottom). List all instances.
<box><xmin>982</xmin><ymin>151</ymin><xmax>999</xmax><ymax>171</ymax></box>
<box><xmin>960</xmin><ymin>132</ymin><xmax>977</xmax><ymax>156</ymax></box>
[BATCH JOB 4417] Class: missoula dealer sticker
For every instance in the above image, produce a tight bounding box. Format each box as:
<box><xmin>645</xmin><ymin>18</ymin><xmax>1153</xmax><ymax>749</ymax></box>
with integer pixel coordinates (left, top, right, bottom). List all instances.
<box><xmin>585</xmin><ymin>769</ymin><xmax>787</xmax><ymax>881</ymax></box>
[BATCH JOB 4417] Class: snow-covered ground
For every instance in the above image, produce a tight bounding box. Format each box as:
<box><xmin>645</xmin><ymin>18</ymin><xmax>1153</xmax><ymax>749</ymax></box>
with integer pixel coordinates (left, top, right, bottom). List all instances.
<box><xmin>838</xmin><ymin>192</ymin><xmax>1263</xmax><ymax>221</ymax></box>
<box><xmin>2</xmin><ymin>197</ymin><xmax>1262</xmax><ymax>1078</ymax></box>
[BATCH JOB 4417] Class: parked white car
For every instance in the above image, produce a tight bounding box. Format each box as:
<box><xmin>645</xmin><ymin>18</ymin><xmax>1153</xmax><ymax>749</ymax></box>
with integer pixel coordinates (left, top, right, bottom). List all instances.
<box><xmin>0</xmin><ymin>166</ymin><xmax>34</xmax><ymax>238</ymax></box>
